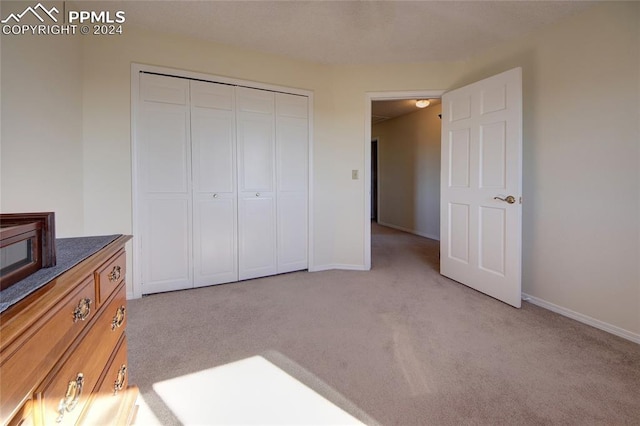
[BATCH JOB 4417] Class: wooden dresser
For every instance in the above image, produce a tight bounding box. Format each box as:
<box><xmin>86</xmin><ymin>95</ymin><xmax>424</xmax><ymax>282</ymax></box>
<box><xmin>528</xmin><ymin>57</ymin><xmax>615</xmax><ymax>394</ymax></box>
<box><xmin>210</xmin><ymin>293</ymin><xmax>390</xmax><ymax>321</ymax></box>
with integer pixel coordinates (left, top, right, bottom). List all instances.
<box><xmin>0</xmin><ymin>235</ymin><xmax>138</xmax><ymax>425</ymax></box>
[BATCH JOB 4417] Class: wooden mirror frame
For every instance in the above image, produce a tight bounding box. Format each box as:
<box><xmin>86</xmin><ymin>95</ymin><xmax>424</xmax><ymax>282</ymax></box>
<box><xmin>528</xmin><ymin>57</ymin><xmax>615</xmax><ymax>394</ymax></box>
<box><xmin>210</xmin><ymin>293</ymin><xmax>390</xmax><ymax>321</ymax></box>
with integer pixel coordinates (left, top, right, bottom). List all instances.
<box><xmin>0</xmin><ymin>212</ymin><xmax>56</xmax><ymax>267</ymax></box>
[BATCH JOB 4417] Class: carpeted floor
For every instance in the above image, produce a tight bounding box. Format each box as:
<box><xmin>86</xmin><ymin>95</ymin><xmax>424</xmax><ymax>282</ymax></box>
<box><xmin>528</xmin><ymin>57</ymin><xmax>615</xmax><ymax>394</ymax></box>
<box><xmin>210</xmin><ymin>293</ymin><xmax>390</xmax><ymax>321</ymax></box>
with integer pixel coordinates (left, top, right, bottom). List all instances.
<box><xmin>128</xmin><ymin>223</ymin><xmax>640</xmax><ymax>425</ymax></box>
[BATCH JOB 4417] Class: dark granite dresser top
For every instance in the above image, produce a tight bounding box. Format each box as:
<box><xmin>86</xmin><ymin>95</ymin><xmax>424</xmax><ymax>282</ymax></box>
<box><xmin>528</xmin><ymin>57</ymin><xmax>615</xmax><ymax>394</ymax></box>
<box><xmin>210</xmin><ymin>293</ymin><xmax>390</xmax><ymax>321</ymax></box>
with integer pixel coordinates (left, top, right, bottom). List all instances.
<box><xmin>0</xmin><ymin>235</ymin><xmax>121</xmax><ymax>313</ymax></box>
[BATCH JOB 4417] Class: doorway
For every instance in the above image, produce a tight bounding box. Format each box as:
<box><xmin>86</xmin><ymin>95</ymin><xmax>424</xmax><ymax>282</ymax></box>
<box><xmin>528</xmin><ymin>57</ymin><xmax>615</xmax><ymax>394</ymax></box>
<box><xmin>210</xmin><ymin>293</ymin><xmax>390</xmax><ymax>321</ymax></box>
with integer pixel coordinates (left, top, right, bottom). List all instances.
<box><xmin>364</xmin><ymin>90</ymin><xmax>445</xmax><ymax>270</ymax></box>
<box><xmin>365</xmin><ymin>69</ymin><xmax>523</xmax><ymax>307</ymax></box>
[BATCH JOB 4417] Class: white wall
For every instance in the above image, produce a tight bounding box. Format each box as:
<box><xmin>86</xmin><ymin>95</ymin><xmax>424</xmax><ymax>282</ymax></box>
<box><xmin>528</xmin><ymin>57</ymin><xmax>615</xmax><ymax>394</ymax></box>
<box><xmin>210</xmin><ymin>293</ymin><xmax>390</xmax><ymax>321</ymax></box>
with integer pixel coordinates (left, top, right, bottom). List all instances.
<box><xmin>373</xmin><ymin>105</ymin><xmax>442</xmax><ymax>240</ymax></box>
<box><xmin>458</xmin><ymin>2</ymin><xmax>640</xmax><ymax>339</ymax></box>
<box><xmin>0</xmin><ymin>1</ymin><xmax>84</xmax><ymax>237</ymax></box>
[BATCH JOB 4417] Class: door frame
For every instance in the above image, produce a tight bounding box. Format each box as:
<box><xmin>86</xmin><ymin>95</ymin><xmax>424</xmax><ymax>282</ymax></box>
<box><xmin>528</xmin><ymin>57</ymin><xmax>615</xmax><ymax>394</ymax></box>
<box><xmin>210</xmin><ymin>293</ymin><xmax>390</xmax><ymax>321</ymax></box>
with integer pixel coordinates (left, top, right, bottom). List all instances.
<box><xmin>371</xmin><ymin>138</ymin><xmax>378</xmax><ymax>221</ymax></box>
<box><xmin>131</xmin><ymin>63</ymin><xmax>314</xmax><ymax>298</ymax></box>
<box><xmin>364</xmin><ymin>90</ymin><xmax>445</xmax><ymax>270</ymax></box>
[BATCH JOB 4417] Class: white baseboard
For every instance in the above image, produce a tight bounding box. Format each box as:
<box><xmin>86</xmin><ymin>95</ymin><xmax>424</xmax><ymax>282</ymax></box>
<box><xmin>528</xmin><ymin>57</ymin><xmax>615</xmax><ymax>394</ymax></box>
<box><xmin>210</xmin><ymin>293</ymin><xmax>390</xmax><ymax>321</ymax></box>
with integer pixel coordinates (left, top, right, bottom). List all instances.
<box><xmin>127</xmin><ymin>292</ymin><xmax>141</xmax><ymax>300</ymax></box>
<box><xmin>310</xmin><ymin>264</ymin><xmax>367</xmax><ymax>272</ymax></box>
<box><xmin>522</xmin><ymin>293</ymin><xmax>640</xmax><ymax>345</ymax></box>
<box><xmin>377</xmin><ymin>221</ymin><xmax>440</xmax><ymax>241</ymax></box>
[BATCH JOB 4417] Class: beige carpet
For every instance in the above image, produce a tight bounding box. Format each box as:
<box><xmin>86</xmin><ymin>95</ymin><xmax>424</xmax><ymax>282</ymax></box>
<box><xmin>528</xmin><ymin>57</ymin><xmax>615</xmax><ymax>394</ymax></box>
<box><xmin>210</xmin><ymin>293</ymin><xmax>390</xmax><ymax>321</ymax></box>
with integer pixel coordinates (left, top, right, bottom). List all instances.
<box><xmin>128</xmin><ymin>223</ymin><xmax>640</xmax><ymax>425</ymax></box>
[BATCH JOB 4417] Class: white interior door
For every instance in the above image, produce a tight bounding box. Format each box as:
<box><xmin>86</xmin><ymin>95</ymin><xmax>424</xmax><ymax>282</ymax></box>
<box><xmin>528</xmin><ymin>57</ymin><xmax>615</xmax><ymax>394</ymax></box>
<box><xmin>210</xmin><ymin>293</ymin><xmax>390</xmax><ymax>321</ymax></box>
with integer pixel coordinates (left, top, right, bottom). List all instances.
<box><xmin>190</xmin><ymin>80</ymin><xmax>238</xmax><ymax>287</ymax></box>
<box><xmin>440</xmin><ymin>67</ymin><xmax>523</xmax><ymax>308</ymax></box>
<box><xmin>276</xmin><ymin>93</ymin><xmax>309</xmax><ymax>273</ymax></box>
<box><xmin>138</xmin><ymin>74</ymin><xmax>193</xmax><ymax>294</ymax></box>
<box><xmin>237</xmin><ymin>87</ymin><xmax>277</xmax><ymax>280</ymax></box>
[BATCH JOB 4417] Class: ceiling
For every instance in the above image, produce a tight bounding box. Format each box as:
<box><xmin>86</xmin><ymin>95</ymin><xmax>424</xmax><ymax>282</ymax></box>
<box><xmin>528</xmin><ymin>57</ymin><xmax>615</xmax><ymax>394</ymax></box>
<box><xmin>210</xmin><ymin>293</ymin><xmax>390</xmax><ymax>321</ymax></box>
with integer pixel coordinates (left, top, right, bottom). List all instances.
<box><xmin>84</xmin><ymin>0</ymin><xmax>595</xmax><ymax>65</ymax></box>
<box><xmin>372</xmin><ymin>99</ymin><xmax>441</xmax><ymax>124</ymax></box>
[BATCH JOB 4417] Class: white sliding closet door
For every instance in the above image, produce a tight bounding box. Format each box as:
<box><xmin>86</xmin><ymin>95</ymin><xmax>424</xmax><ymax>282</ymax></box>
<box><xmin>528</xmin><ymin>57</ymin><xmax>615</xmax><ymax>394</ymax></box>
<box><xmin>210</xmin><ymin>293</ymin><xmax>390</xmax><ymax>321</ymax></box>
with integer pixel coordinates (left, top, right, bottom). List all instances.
<box><xmin>276</xmin><ymin>93</ymin><xmax>309</xmax><ymax>273</ymax></box>
<box><xmin>138</xmin><ymin>74</ymin><xmax>192</xmax><ymax>294</ymax></box>
<box><xmin>236</xmin><ymin>87</ymin><xmax>277</xmax><ymax>280</ymax></box>
<box><xmin>191</xmin><ymin>81</ymin><xmax>238</xmax><ymax>287</ymax></box>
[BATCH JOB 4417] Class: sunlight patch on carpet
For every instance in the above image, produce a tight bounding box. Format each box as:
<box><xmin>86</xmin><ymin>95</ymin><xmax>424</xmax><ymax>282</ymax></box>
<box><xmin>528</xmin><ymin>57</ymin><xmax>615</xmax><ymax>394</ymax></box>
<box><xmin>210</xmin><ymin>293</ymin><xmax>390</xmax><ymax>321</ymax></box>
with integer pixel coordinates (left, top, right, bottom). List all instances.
<box><xmin>152</xmin><ymin>356</ymin><xmax>365</xmax><ymax>425</ymax></box>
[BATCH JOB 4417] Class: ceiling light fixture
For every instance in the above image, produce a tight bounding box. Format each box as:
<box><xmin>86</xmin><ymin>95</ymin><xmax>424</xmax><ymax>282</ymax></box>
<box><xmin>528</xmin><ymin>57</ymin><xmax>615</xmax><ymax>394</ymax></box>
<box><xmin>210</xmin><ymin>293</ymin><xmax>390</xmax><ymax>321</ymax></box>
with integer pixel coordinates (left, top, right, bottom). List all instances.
<box><xmin>416</xmin><ymin>99</ymin><xmax>430</xmax><ymax>108</ymax></box>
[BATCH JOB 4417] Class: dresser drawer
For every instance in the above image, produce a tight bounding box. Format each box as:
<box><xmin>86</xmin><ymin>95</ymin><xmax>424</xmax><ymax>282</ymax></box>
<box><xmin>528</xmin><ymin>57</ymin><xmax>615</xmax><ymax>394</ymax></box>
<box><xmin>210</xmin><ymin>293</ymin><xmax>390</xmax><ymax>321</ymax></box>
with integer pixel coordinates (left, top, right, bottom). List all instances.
<box><xmin>0</xmin><ymin>277</ymin><xmax>96</xmax><ymax>421</ymax></box>
<box><xmin>95</xmin><ymin>251</ymin><xmax>126</xmax><ymax>306</ymax></box>
<box><xmin>35</xmin><ymin>284</ymin><xmax>126</xmax><ymax>425</ymax></box>
<box><xmin>78</xmin><ymin>336</ymin><xmax>130</xmax><ymax>425</ymax></box>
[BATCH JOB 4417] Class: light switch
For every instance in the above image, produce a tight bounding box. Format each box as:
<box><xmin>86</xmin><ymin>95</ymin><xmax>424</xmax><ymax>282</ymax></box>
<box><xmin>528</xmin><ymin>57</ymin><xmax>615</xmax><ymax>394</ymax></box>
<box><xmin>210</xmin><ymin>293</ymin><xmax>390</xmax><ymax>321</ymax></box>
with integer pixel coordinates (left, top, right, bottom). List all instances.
<box><xmin>352</xmin><ymin>169</ymin><xmax>359</xmax><ymax>180</ymax></box>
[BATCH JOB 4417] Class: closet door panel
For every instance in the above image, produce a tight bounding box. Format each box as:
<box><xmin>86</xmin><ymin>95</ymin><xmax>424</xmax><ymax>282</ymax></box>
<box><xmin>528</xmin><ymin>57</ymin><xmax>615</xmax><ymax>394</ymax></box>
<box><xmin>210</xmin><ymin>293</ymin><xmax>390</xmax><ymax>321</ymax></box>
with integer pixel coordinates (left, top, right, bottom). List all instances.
<box><xmin>276</xmin><ymin>93</ymin><xmax>309</xmax><ymax>273</ymax></box>
<box><xmin>277</xmin><ymin>116</ymin><xmax>308</xmax><ymax>192</ymax></box>
<box><xmin>191</xmin><ymin>81</ymin><xmax>238</xmax><ymax>286</ymax></box>
<box><xmin>140</xmin><ymin>105</ymin><xmax>190</xmax><ymax>194</ymax></box>
<box><xmin>238</xmin><ymin>196</ymin><xmax>277</xmax><ymax>280</ymax></box>
<box><xmin>138</xmin><ymin>74</ymin><xmax>192</xmax><ymax>294</ymax></box>
<box><xmin>192</xmin><ymin>109</ymin><xmax>236</xmax><ymax>193</ymax></box>
<box><xmin>143</xmin><ymin>197</ymin><xmax>192</xmax><ymax>293</ymax></box>
<box><xmin>237</xmin><ymin>88</ymin><xmax>277</xmax><ymax>280</ymax></box>
<box><xmin>237</xmin><ymin>115</ymin><xmax>275</xmax><ymax>192</ymax></box>
<box><xmin>191</xmin><ymin>81</ymin><xmax>236</xmax><ymax>194</ymax></box>
<box><xmin>237</xmin><ymin>87</ymin><xmax>275</xmax><ymax>114</ymax></box>
<box><xmin>191</xmin><ymin>80</ymin><xmax>234</xmax><ymax>110</ymax></box>
<box><xmin>237</xmin><ymin>87</ymin><xmax>275</xmax><ymax>192</ymax></box>
<box><xmin>277</xmin><ymin>193</ymin><xmax>308</xmax><ymax>272</ymax></box>
<box><xmin>193</xmin><ymin>195</ymin><xmax>237</xmax><ymax>286</ymax></box>
<box><xmin>141</xmin><ymin>73</ymin><xmax>188</xmax><ymax>105</ymax></box>
<box><xmin>276</xmin><ymin>92</ymin><xmax>308</xmax><ymax>118</ymax></box>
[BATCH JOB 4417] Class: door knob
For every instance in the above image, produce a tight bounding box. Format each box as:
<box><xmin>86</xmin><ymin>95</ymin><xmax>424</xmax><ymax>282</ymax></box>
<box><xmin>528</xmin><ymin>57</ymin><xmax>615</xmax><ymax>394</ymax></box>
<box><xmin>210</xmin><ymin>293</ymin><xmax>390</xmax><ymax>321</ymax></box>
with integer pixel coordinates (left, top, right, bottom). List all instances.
<box><xmin>213</xmin><ymin>193</ymin><xmax>218</xmax><ymax>198</ymax></box>
<box><xmin>494</xmin><ymin>195</ymin><xmax>516</xmax><ymax>204</ymax></box>
<box><xmin>256</xmin><ymin>193</ymin><xmax>260</xmax><ymax>197</ymax></box>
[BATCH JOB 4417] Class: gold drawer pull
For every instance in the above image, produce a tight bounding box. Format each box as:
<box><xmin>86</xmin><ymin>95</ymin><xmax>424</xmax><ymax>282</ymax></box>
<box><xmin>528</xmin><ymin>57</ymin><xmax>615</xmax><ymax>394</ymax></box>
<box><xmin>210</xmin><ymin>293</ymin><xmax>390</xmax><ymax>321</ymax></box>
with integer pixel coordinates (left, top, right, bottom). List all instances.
<box><xmin>113</xmin><ymin>364</ymin><xmax>127</xmax><ymax>395</ymax></box>
<box><xmin>56</xmin><ymin>373</ymin><xmax>84</xmax><ymax>422</ymax></box>
<box><xmin>72</xmin><ymin>298</ymin><xmax>92</xmax><ymax>322</ymax></box>
<box><xmin>108</xmin><ymin>265</ymin><xmax>122</xmax><ymax>282</ymax></box>
<box><xmin>111</xmin><ymin>306</ymin><xmax>126</xmax><ymax>331</ymax></box>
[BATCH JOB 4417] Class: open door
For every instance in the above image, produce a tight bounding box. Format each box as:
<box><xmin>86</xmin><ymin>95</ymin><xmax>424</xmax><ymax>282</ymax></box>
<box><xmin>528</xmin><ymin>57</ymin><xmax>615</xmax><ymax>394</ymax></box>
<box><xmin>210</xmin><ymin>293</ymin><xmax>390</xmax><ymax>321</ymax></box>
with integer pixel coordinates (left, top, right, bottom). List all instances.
<box><xmin>440</xmin><ymin>68</ymin><xmax>522</xmax><ymax>308</ymax></box>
